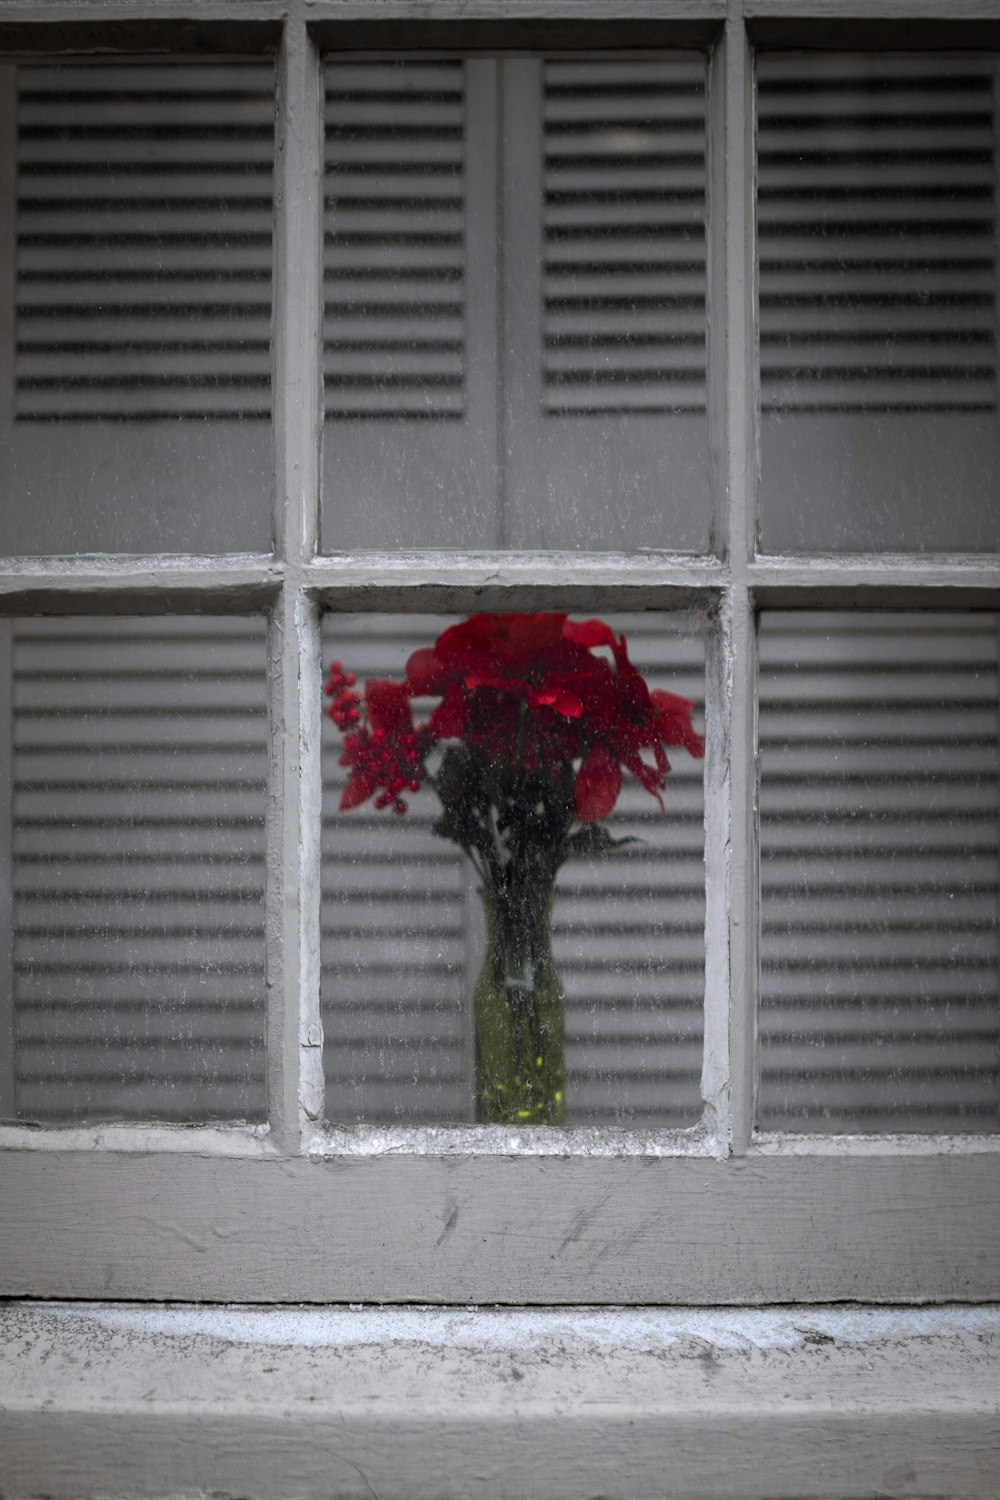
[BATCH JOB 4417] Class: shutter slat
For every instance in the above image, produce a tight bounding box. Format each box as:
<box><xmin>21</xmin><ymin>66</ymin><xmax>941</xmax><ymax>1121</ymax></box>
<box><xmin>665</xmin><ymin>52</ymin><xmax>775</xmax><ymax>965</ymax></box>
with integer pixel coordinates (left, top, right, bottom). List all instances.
<box><xmin>14</xmin><ymin>62</ymin><xmax>273</xmax><ymax>424</ymax></box>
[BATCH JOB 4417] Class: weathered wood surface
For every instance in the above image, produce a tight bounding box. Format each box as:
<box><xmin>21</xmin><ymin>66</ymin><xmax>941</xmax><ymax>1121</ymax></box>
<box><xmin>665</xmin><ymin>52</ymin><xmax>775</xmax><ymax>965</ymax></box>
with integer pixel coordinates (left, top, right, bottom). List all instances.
<box><xmin>1</xmin><ymin>1150</ymin><xmax>998</xmax><ymax>1301</ymax></box>
<box><xmin>2</xmin><ymin>1302</ymin><xmax>999</xmax><ymax>1499</ymax></box>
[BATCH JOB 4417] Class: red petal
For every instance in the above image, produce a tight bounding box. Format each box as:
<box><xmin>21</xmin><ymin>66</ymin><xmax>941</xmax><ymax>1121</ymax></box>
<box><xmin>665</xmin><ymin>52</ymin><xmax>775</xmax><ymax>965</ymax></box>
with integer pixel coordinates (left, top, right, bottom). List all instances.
<box><xmin>366</xmin><ymin>679</ymin><xmax>414</xmax><ymax>734</ymax></box>
<box><xmin>574</xmin><ymin>747</ymin><xmax>622</xmax><ymax>821</ymax></box>
<box><xmin>429</xmin><ymin>684</ymin><xmax>468</xmax><ymax>738</ymax></box>
<box><xmin>651</xmin><ymin>690</ymin><xmax>705</xmax><ymax>758</ymax></box>
<box><xmin>529</xmin><ymin>685</ymin><xmax>583</xmax><ymax>718</ymax></box>
<box><xmin>622</xmin><ymin>748</ymin><xmax>665</xmax><ymax>809</ymax></box>
<box><xmin>406</xmin><ymin>647</ymin><xmax>448</xmax><ymax>696</ymax></box>
<box><xmin>340</xmin><ymin>773</ymin><xmax>374</xmax><ymax>810</ymax></box>
<box><xmin>562</xmin><ymin>617</ymin><xmax>616</xmax><ymax>650</ymax></box>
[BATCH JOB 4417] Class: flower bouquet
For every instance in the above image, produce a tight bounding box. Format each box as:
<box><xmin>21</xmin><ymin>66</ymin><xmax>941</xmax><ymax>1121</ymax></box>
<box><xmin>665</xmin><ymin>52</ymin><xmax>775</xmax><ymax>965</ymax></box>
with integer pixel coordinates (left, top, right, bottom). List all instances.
<box><xmin>325</xmin><ymin>613</ymin><xmax>704</xmax><ymax>1126</ymax></box>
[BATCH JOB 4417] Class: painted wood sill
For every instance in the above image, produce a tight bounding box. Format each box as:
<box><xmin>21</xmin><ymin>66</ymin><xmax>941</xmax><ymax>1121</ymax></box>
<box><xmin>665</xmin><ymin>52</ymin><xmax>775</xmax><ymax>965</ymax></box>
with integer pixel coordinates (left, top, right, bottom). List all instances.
<box><xmin>1</xmin><ymin>1302</ymin><xmax>998</xmax><ymax>1499</ymax></box>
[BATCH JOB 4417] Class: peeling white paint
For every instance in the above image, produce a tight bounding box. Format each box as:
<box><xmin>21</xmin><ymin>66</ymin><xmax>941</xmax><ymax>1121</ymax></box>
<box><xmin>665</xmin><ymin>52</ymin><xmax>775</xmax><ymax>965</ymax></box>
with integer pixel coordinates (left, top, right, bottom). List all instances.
<box><xmin>307</xmin><ymin>1123</ymin><xmax>716</xmax><ymax>1157</ymax></box>
<box><xmin>36</xmin><ymin>1300</ymin><xmax>1000</xmax><ymax>1354</ymax></box>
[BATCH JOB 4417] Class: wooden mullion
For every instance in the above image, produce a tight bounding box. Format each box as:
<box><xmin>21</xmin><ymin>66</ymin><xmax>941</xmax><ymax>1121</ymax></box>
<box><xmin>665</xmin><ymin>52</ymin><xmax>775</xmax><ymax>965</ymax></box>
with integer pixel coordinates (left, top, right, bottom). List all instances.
<box><xmin>269</xmin><ymin>17</ymin><xmax>325</xmax><ymax>1148</ymax></box>
<box><xmin>716</xmin><ymin>7</ymin><xmax>758</xmax><ymax>1153</ymax></box>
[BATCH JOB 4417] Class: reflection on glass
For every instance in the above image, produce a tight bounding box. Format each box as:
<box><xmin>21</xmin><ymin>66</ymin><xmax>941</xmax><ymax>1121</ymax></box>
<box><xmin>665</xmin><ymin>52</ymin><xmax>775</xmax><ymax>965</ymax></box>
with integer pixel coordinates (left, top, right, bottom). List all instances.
<box><xmin>321</xmin><ymin>613</ymin><xmax>706</xmax><ymax>1126</ymax></box>
<box><xmin>321</xmin><ymin>56</ymin><xmax>710</xmax><ymax>551</ymax></box>
<box><xmin>758</xmin><ymin>54</ymin><xmax>999</xmax><ymax>553</ymax></box>
<box><xmin>5</xmin><ymin>618</ymin><xmax>268</xmax><ymax>1123</ymax></box>
<box><xmin>759</xmin><ymin>612</ymin><xmax>1000</xmax><ymax>1132</ymax></box>
<box><xmin>1</xmin><ymin>62</ymin><xmax>274</xmax><ymax>555</ymax></box>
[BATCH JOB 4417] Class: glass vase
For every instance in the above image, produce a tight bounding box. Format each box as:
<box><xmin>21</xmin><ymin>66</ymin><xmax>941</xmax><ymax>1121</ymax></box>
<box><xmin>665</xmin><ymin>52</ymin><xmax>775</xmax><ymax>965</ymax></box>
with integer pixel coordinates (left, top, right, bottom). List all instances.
<box><xmin>473</xmin><ymin>884</ymin><xmax>566</xmax><ymax>1125</ymax></box>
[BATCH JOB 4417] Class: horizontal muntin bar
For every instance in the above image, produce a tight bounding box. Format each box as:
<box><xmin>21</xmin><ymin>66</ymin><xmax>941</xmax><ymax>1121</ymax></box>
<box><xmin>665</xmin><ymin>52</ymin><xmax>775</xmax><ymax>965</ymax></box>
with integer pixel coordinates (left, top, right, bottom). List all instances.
<box><xmin>0</xmin><ymin>555</ymin><xmax>281</xmax><ymax>613</ymax></box>
<box><xmin>0</xmin><ymin>1121</ymin><xmax>274</xmax><ymax>1155</ymax></box>
<box><xmin>308</xmin><ymin>552</ymin><xmax>726</xmax><ymax>609</ymax></box>
<box><xmin>0</xmin><ymin>554</ymin><xmax>995</xmax><ymax>610</ymax></box>
<box><xmin>750</xmin><ymin>555</ymin><xmax>1000</xmax><ymax>607</ymax></box>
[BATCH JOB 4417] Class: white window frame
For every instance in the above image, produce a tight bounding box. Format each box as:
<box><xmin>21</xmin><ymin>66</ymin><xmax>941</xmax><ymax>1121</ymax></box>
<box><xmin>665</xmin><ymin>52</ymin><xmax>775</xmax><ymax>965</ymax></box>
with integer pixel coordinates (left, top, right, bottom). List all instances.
<box><xmin>0</xmin><ymin>0</ymin><xmax>998</xmax><ymax>1308</ymax></box>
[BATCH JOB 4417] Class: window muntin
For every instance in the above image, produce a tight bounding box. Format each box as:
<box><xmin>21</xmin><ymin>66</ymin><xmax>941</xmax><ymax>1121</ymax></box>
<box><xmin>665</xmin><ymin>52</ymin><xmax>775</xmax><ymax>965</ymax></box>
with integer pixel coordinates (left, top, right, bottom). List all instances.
<box><xmin>0</xmin><ymin>59</ymin><xmax>275</xmax><ymax>556</ymax></box>
<box><xmin>320</xmin><ymin>54</ymin><xmax>711</xmax><ymax>551</ymax></box>
<box><xmin>757</xmin><ymin>52</ymin><xmax>1000</xmax><ymax>554</ymax></box>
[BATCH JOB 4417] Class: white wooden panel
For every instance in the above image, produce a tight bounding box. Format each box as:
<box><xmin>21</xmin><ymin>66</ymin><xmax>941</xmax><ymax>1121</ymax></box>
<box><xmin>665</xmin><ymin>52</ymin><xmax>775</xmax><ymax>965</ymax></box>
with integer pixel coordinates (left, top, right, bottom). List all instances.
<box><xmin>1</xmin><ymin>1149</ymin><xmax>999</xmax><ymax>1303</ymax></box>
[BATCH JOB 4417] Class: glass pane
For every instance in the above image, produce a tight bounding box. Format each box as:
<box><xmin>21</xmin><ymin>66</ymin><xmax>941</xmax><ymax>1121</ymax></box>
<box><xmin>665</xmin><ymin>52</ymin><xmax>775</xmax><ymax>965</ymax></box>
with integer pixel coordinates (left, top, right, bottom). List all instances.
<box><xmin>759</xmin><ymin>612</ymin><xmax>1000</xmax><ymax>1132</ymax></box>
<box><xmin>3</xmin><ymin>617</ymin><xmax>268</xmax><ymax>1124</ymax></box>
<box><xmin>321</xmin><ymin>612</ymin><xmax>706</xmax><ymax>1126</ymax></box>
<box><xmin>758</xmin><ymin>54</ymin><xmax>1000</xmax><ymax>553</ymax></box>
<box><xmin>321</xmin><ymin>55</ymin><xmax>710</xmax><ymax>551</ymax></box>
<box><xmin>0</xmin><ymin>62</ymin><xmax>274</xmax><ymax>556</ymax></box>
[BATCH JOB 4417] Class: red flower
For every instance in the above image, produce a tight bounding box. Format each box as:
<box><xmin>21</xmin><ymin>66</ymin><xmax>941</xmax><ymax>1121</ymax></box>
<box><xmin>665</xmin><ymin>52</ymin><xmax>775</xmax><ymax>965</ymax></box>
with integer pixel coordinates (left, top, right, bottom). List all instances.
<box><xmin>562</xmin><ymin>622</ymin><xmax>705</xmax><ymax>821</ymax></box>
<box><xmin>406</xmin><ymin>612</ymin><xmax>603</xmax><ymax>723</ymax></box>
<box><xmin>338</xmin><ymin>678</ymin><xmax>428</xmax><ymax>815</ymax></box>
<box><xmin>328</xmin><ymin>613</ymin><xmax>703</xmax><ymax>824</ymax></box>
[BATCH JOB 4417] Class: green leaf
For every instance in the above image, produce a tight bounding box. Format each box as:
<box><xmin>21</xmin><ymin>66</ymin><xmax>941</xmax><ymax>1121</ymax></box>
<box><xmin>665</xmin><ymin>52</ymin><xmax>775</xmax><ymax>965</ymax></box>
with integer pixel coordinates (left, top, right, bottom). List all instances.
<box><xmin>565</xmin><ymin>824</ymin><xmax>641</xmax><ymax>859</ymax></box>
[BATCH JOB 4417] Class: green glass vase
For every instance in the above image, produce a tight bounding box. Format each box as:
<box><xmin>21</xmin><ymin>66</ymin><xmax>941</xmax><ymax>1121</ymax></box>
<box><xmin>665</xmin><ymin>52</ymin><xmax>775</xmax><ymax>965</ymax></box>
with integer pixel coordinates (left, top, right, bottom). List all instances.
<box><xmin>473</xmin><ymin>883</ymin><xmax>566</xmax><ymax>1125</ymax></box>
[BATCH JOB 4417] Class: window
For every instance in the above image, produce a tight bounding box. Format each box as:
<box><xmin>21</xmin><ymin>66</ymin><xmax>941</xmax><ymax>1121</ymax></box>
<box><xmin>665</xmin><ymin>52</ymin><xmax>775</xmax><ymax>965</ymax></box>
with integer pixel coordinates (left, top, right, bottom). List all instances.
<box><xmin>1</xmin><ymin>4</ymin><xmax>998</xmax><ymax>1311</ymax></box>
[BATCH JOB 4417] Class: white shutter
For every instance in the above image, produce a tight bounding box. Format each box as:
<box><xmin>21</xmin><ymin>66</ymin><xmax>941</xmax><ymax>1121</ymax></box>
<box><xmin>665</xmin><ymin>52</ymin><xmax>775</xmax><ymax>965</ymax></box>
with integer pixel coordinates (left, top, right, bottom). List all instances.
<box><xmin>541</xmin><ymin>58</ymin><xmax>707</xmax><ymax>419</ymax></box>
<box><xmin>503</xmin><ymin>55</ymin><xmax>711</xmax><ymax>550</ymax></box>
<box><xmin>10</xmin><ymin>618</ymin><xmax>268</xmax><ymax>1124</ymax></box>
<box><xmin>759</xmin><ymin>613</ymin><xmax>1000</xmax><ymax>1132</ymax></box>
<box><xmin>758</xmin><ymin>54</ymin><xmax>996</xmax><ymax>416</ymax></box>
<box><xmin>321</xmin><ymin>55</ymin><xmax>711</xmax><ymax>550</ymax></box>
<box><xmin>756</xmin><ymin>53</ymin><xmax>999</xmax><ymax>552</ymax></box>
<box><xmin>0</xmin><ymin>60</ymin><xmax>274</xmax><ymax>554</ymax></box>
<box><xmin>321</xmin><ymin>616</ymin><xmax>705</xmax><ymax>1128</ymax></box>
<box><xmin>14</xmin><ymin>63</ymin><xmax>273</xmax><ymax>423</ymax></box>
<box><xmin>321</xmin><ymin>59</ymin><xmax>501</xmax><ymax>549</ymax></box>
<box><xmin>323</xmin><ymin>61</ymin><xmax>465</xmax><ymax>422</ymax></box>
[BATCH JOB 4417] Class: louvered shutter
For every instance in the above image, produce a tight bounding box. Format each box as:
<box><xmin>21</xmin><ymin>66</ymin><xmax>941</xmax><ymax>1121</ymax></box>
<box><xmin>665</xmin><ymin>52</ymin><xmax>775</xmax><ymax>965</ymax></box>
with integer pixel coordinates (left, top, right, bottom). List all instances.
<box><xmin>0</xmin><ymin>61</ymin><xmax>273</xmax><ymax>554</ymax></box>
<box><xmin>321</xmin><ymin>616</ymin><xmax>705</xmax><ymax>1128</ymax></box>
<box><xmin>8</xmin><ymin>618</ymin><xmax>268</xmax><ymax>1124</ymax></box>
<box><xmin>503</xmin><ymin>56</ymin><xmax>710</xmax><ymax>549</ymax></box>
<box><xmin>759</xmin><ymin>614</ymin><xmax>1000</xmax><ymax>1132</ymax></box>
<box><xmin>321</xmin><ymin>56</ymin><xmax>711</xmax><ymax>552</ymax></box>
<box><xmin>322</xmin><ymin>60</ymin><xmax>501</xmax><ymax>550</ymax></box>
<box><xmin>14</xmin><ymin>63</ymin><xmax>273</xmax><ymax>424</ymax></box>
<box><xmin>540</xmin><ymin>60</ymin><xmax>707</xmax><ymax>421</ymax></box>
<box><xmin>757</xmin><ymin>54</ymin><xmax>999</xmax><ymax>551</ymax></box>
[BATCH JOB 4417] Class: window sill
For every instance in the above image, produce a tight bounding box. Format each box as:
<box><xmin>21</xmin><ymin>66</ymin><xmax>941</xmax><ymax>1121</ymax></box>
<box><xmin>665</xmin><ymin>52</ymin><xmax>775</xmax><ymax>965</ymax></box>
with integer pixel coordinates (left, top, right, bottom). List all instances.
<box><xmin>1</xmin><ymin>1302</ymin><xmax>998</xmax><ymax>1499</ymax></box>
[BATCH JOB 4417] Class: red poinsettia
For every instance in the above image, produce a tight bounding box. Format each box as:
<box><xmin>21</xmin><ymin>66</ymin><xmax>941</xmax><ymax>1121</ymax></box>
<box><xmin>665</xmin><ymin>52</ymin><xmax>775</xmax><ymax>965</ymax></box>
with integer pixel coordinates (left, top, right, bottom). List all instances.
<box><xmin>326</xmin><ymin>613</ymin><xmax>703</xmax><ymax>829</ymax></box>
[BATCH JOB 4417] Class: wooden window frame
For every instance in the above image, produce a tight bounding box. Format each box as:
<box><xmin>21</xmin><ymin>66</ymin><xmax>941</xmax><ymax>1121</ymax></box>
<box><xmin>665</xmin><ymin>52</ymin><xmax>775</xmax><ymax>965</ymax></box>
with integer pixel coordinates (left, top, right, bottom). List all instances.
<box><xmin>0</xmin><ymin>0</ymin><xmax>998</xmax><ymax>1307</ymax></box>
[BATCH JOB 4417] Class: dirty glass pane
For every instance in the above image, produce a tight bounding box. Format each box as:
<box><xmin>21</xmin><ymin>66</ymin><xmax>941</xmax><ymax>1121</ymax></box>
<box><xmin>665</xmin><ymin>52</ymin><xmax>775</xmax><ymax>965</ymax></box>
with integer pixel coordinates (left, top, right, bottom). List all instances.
<box><xmin>759</xmin><ymin>612</ymin><xmax>1000</xmax><ymax>1132</ymax></box>
<box><xmin>321</xmin><ymin>612</ymin><xmax>706</xmax><ymax>1127</ymax></box>
<box><xmin>757</xmin><ymin>54</ymin><xmax>1000</xmax><ymax>553</ymax></box>
<box><xmin>0</xmin><ymin>61</ymin><xmax>274</xmax><ymax>556</ymax></box>
<box><xmin>2</xmin><ymin>617</ymin><xmax>267</xmax><ymax>1123</ymax></box>
<box><xmin>321</xmin><ymin>55</ymin><xmax>710</xmax><ymax>551</ymax></box>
